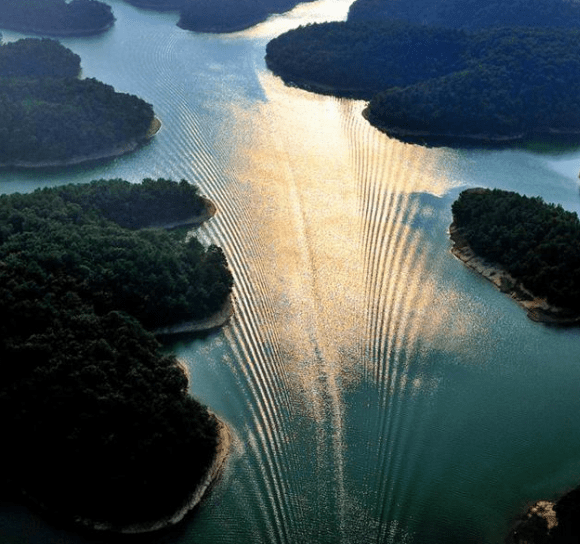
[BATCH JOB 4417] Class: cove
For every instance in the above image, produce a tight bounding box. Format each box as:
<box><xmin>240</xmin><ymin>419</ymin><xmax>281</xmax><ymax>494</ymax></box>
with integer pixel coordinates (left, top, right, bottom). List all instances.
<box><xmin>1</xmin><ymin>1</ymin><xmax>580</xmax><ymax>543</ymax></box>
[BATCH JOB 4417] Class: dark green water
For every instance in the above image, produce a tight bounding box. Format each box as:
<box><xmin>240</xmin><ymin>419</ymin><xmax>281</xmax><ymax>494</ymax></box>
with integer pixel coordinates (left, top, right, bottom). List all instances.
<box><xmin>2</xmin><ymin>2</ymin><xmax>580</xmax><ymax>542</ymax></box>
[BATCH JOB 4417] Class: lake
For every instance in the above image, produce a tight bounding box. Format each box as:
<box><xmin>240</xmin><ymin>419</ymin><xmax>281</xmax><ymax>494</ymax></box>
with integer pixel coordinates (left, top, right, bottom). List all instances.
<box><xmin>1</xmin><ymin>1</ymin><xmax>580</xmax><ymax>542</ymax></box>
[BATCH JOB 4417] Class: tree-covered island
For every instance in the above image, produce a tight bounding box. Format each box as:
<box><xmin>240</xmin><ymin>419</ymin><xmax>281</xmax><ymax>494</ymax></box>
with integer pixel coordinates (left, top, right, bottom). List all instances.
<box><xmin>123</xmin><ymin>0</ymin><xmax>315</xmax><ymax>33</ymax></box>
<box><xmin>0</xmin><ymin>37</ymin><xmax>159</xmax><ymax>168</ymax></box>
<box><xmin>450</xmin><ymin>188</ymin><xmax>580</xmax><ymax>324</ymax></box>
<box><xmin>0</xmin><ymin>0</ymin><xmax>115</xmax><ymax>36</ymax></box>
<box><xmin>265</xmin><ymin>14</ymin><xmax>580</xmax><ymax>141</ymax></box>
<box><xmin>0</xmin><ymin>178</ymin><xmax>234</xmax><ymax>531</ymax></box>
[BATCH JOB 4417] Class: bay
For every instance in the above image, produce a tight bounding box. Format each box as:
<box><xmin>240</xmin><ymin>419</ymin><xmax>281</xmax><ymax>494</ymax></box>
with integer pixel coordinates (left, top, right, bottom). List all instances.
<box><xmin>1</xmin><ymin>1</ymin><xmax>580</xmax><ymax>543</ymax></box>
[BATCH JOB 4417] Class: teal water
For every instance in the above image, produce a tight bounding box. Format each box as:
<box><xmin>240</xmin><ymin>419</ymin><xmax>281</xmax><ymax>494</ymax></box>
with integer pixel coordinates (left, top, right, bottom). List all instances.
<box><xmin>2</xmin><ymin>2</ymin><xmax>580</xmax><ymax>543</ymax></box>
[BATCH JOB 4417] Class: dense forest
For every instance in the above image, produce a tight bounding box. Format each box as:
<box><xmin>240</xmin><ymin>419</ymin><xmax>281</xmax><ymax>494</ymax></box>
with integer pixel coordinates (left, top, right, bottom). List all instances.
<box><xmin>123</xmin><ymin>0</ymin><xmax>314</xmax><ymax>32</ymax></box>
<box><xmin>0</xmin><ymin>37</ymin><xmax>156</xmax><ymax>165</ymax></box>
<box><xmin>451</xmin><ymin>189</ymin><xmax>580</xmax><ymax>313</ymax></box>
<box><xmin>347</xmin><ymin>0</ymin><xmax>580</xmax><ymax>31</ymax></box>
<box><xmin>0</xmin><ymin>178</ymin><xmax>233</xmax><ymax>525</ymax></box>
<box><xmin>53</xmin><ymin>177</ymin><xmax>211</xmax><ymax>228</ymax></box>
<box><xmin>0</xmin><ymin>0</ymin><xmax>114</xmax><ymax>36</ymax></box>
<box><xmin>266</xmin><ymin>21</ymin><xmax>466</xmax><ymax>99</ymax></box>
<box><xmin>0</xmin><ymin>37</ymin><xmax>81</xmax><ymax>78</ymax></box>
<box><xmin>266</xmin><ymin>23</ymin><xmax>580</xmax><ymax>140</ymax></box>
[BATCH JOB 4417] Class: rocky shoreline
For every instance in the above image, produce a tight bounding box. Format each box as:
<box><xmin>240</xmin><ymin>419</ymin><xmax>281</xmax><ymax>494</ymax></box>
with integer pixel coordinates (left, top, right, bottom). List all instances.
<box><xmin>77</xmin><ymin>413</ymin><xmax>232</xmax><ymax>534</ymax></box>
<box><xmin>69</xmin><ymin>357</ymin><xmax>232</xmax><ymax>534</ymax></box>
<box><xmin>154</xmin><ymin>294</ymin><xmax>234</xmax><ymax>336</ymax></box>
<box><xmin>449</xmin><ymin>222</ymin><xmax>580</xmax><ymax>325</ymax></box>
<box><xmin>507</xmin><ymin>500</ymin><xmax>557</xmax><ymax>543</ymax></box>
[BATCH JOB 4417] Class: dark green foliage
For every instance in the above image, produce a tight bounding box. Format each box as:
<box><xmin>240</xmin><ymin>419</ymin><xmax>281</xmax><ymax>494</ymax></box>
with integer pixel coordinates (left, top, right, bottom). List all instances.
<box><xmin>0</xmin><ymin>38</ymin><xmax>154</xmax><ymax>164</ymax></box>
<box><xmin>0</xmin><ymin>178</ymin><xmax>232</xmax><ymax>524</ymax></box>
<box><xmin>266</xmin><ymin>22</ymin><xmax>580</xmax><ymax>139</ymax></box>
<box><xmin>178</xmin><ymin>0</ymin><xmax>270</xmax><ymax>32</ymax></box>
<box><xmin>347</xmin><ymin>0</ymin><xmax>580</xmax><ymax>30</ymax></box>
<box><xmin>0</xmin><ymin>38</ymin><xmax>80</xmax><ymax>78</ymax></box>
<box><xmin>367</xmin><ymin>27</ymin><xmax>580</xmax><ymax>137</ymax></box>
<box><xmin>53</xmin><ymin>177</ymin><xmax>207</xmax><ymax>228</ymax></box>
<box><xmin>266</xmin><ymin>21</ymin><xmax>466</xmax><ymax>99</ymax></box>
<box><xmin>123</xmin><ymin>0</ymin><xmax>314</xmax><ymax>32</ymax></box>
<box><xmin>4</xmin><ymin>310</ymin><xmax>218</xmax><ymax>523</ymax></box>
<box><xmin>0</xmin><ymin>0</ymin><xmax>114</xmax><ymax>36</ymax></box>
<box><xmin>452</xmin><ymin>189</ymin><xmax>580</xmax><ymax>310</ymax></box>
<box><xmin>0</xmin><ymin>179</ymin><xmax>232</xmax><ymax>327</ymax></box>
<box><xmin>0</xmin><ymin>77</ymin><xmax>154</xmax><ymax>163</ymax></box>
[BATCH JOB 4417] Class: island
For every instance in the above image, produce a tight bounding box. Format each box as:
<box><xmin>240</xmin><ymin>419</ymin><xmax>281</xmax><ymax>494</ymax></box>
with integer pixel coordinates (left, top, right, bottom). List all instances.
<box><xmin>0</xmin><ymin>178</ymin><xmax>234</xmax><ymax>530</ymax></box>
<box><xmin>265</xmin><ymin>17</ymin><xmax>580</xmax><ymax>141</ymax></box>
<box><xmin>0</xmin><ymin>37</ymin><xmax>159</xmax><ymax>168</ymax></box>
<box><xmin>0</xmin><ymin>0</ymin><xmax>115</xmax><ymax>36</ymax></box>
<box><xmin>450</xmin><ymin>188</ymin><xmax>580</xmax><ymax>324</ymax></box>
<box><xmin>123</xmin><ymin>0</ymin><xmax>315</xmax><ymax>33</ymax></box>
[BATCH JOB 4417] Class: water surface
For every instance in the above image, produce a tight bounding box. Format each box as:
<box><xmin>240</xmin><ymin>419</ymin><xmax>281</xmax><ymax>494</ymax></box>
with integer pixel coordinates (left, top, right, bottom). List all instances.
<box><xmin>1</xmin><ymin>2</ymin><xmax>580</xmax><ymax>543</ymax></box>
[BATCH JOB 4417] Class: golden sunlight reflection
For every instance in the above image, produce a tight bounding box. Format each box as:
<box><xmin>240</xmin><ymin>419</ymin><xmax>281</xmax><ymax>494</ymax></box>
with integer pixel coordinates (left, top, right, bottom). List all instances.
<box><xmin>220</xmin><ymin>71</ymin><xmax>485</xmax><ymax>407</ymax></box>
<box><xmin>243</xmin><ymin>0</ymin><xmax>354</xmax><ymax>39</ymax></box>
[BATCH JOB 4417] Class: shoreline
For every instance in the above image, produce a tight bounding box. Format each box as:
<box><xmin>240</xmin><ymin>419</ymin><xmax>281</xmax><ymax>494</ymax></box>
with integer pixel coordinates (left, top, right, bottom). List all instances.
<box><xmin>363</xmin><ymin>107</ymin><xmax>527</xmax><ymax>142</ymax></box>
<box><xmin>449</xmin><ymin>222</ymin><xmax>580</xmax><ymax>325</ymax></box>
<box><xmin>364</xmin><ymin>107</ymin><xmax>580</xmax><ymax>143</ymax></box>
<box><xmin>80</xmin><ymin>360</ymin><xmax>233</xmax><ymax>534</ymax></box>
<box><xmin>151</xmin><ymin>195</ymin><xmax>217</xmax><ymax>230</ymax></box>
<box><xmin>265</xmin><ymin>60</ymin><xmax>373</xmax><ymax>99</ymax></box>
<box><xmin>508</xmin><ymin>500</ymin><xmax>558</xmax><ymax>543</ymax></box>
<box><xmin>0</xmin><ymin>116</ymin><xmax>161</xmax><ymax>170</ymax></box>
<box><xmin>0</xmin><ymin>19</ymin><xmax>115</xmax><ymax>37</ymax></box>
<box><xmin>17</xmin><ymin>411</ymin><xmax>232</xmax><ymax>535</ymax></box>
<box><xmin>153</xmin><ymin>294</ymin><xmax>234</xmax><ymax>336</ymax></box>
<box><xmin>79</xmin><ymin>412</ymin><xmax>232</xmax><ymax>534</ymax></box>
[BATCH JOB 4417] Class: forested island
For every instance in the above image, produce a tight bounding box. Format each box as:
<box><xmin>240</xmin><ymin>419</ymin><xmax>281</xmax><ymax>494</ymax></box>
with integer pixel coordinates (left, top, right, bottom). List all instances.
<box><xmin>450</xmin><ymin>188</ymin><xmax>580</xmax><ymax>324</ymax></box>
<box><xmin>0</xmin><ymin>0</ymin><xmax>114</xmax><ymax>36</ymax></box>
<box><xmin>0</xmin><ymin>178</ymin><xmax>233</xmax><ymax>530</ymax></box>
<box><xmin>347</xmin><ymin>0</ymin><xmax>580</xmax><ymax>31</ymax></box>
<box><xmin>123</xmin><ymin>0</ymin><xmax>315</xmax><ymax>33</ymax></box>
<box><xmin>265</xmin><ymin>1</ymin><xmax>580</xmax><ymax>141</ymax></box>
<box><xmin>0</xmin><ymin>37</ymin><xmax>158</xmax><ymax>167</ymax></box>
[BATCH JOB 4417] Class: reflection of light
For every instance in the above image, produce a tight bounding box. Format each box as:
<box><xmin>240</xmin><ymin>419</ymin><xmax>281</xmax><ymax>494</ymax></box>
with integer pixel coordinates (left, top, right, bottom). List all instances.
<box><xmin>219</xmin><ymin>69</ymin><xmax>472</xmax><ymax>399</ymax></box>
<box><xmin>242</xmin><ymin>0</ymin><xmax>354</xmax><ymax>40</ymax></box>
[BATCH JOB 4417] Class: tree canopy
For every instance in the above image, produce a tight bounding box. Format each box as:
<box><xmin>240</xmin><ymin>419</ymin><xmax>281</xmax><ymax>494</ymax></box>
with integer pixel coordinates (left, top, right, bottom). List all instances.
<box><xmin>452</xmin><ymin>189</ymin><xmax>580</xmax><ymax>311</ymax></box>
<box><xmin>347</xmin><ymin>0</ymin><xmax>580</xmax><ymax>31</ymax></box>
<box><xmin>0</xmin><ymin>0</ymin><xmax>114</xmax><ymax>36</ymax></box>
<box><xmin>0</xmin><ymin>178</ymin><xmax>233</xmax><ymax>524</ymax></box>
<box><xmin>123</xmin><ymin>0</ymin><xmax>314</xmax><ymax>32</ymax></box>
<box><xmin>266</xmin><ymin>22</ymin><xmax>580</xmax><ymax>140</ymax></box>
<box><xmin>0</xmin><ymin>37</ymin><xmax>155</xmax><ymax>165</ymax></box>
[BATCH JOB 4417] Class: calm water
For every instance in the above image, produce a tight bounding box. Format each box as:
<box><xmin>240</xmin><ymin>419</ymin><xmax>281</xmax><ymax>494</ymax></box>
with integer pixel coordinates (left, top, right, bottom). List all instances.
<box><xmin>2</xmin><ymin>2</ymin><xmax>580</xmax><ymax>543</ymax></box>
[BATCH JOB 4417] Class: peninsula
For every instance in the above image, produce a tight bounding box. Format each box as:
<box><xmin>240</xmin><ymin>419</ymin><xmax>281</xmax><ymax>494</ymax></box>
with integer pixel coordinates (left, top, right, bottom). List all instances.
<box><xmin>265</xmin><ymin>20</ymin><xmax>580</xmax><ymax>142</ymax></box>
<box><xmin>450</xmin><ymin>188</ymin><xmax>580</xmax><ymax>324</ymax></box>
<box><xmin>0</xmin><ymin>37</ymin><xmax>158</xmax><ymax>168</ymax></box>
<box><xmin>0</xmin><ymin>178</ymin><xmax>234</xmax><ymax>530</ymax></box>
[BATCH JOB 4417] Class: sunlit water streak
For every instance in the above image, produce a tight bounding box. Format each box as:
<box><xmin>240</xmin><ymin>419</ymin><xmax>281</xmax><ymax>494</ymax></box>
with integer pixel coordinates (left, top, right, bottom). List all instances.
<box><xmin>3</xmin><ymin>2</ymin><xmax>580</xmax><ymax>543</ymax></box>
